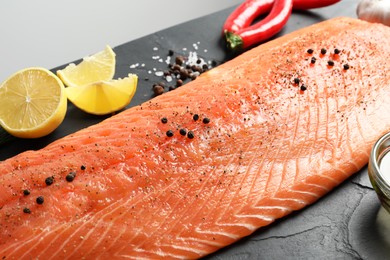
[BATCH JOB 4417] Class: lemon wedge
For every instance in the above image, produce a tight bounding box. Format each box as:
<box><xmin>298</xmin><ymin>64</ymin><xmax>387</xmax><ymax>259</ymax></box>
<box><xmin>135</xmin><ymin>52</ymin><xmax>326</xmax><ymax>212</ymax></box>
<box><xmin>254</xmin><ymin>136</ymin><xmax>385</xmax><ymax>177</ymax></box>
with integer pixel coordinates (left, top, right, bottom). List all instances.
<box><xmin>65</xmin><ymin>74</ymin><xmax>138</xmax><ymax>115</ymax></box>
<box><xmin>57</xmin><ymin>45</ymin><xmax>116</xmax><ymax>88</ymax></box>
<box><xmin>0</xmin><ymin>67</ymin><xmax>67</xmax><ymax>138</ymax></box>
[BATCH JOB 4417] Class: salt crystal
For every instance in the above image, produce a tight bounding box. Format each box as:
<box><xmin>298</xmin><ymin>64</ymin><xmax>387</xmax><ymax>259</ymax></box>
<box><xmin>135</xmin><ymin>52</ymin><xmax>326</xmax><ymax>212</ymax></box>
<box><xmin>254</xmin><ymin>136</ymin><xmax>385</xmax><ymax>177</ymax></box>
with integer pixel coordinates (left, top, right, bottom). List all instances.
<box><xmin>165</xmin><ymin>56</ymin><xmax>171</xmax><ymax>64</ymax></box>
<box><xmin>158</xmin><ymin>58</ymin><xmax>163</xmax><ymax>63</ymax></box>
<box><xmin>152</xmin><ymin>56</ymin><xmax>160</xmax><ymax>60</ymax></box>
<box><xmin>155</xmin><ymin>71</ymin><xmax>164</xmax><ymax>77</ymax></box>
<box><xmin>204</xmin><ymin>49</ymin><xmax>208</xmax><ymax>53</ymax></box>
<box><xmin>166</xmin><ymin>75</ymin><xmax>173</xmax><ymax>82</ymax></box>
<box><xmin>153</xmin><ymin>47</ymin><xmax>158</xmax><ymax>51</ymax></box>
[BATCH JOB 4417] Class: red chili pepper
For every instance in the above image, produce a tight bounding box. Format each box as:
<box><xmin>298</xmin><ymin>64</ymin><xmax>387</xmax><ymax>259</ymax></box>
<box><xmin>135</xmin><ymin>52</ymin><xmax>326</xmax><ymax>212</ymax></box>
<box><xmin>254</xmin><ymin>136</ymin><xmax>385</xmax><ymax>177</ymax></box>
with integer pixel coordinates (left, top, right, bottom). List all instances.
<box><xmin>223</xmin><ymin>0</ymin><xmax>341</xmax><ymax>51</ymax></box>
<box><xmin>222</xmin><ymin>0</ymin><xmax>274</xmax><ymax>34</ymax></box>
<box><xmin>224</xmin><ymin>0</ymin><xmax>293</xmax><ymax>51</ymax></box>
<box><xmin>293</xmin><ymin>0</ymin><xmax>340</xmax><ymax>10</ymax></box>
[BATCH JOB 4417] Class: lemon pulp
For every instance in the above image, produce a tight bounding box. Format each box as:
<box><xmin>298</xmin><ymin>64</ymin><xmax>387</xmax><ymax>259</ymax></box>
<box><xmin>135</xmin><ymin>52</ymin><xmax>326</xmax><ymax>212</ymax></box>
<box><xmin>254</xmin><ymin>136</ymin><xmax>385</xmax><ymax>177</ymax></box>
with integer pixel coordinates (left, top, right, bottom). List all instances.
<box><xmin>0</xmin><ymin>67</ymin><xmax>67</xmax><ymax>138</ymax></box>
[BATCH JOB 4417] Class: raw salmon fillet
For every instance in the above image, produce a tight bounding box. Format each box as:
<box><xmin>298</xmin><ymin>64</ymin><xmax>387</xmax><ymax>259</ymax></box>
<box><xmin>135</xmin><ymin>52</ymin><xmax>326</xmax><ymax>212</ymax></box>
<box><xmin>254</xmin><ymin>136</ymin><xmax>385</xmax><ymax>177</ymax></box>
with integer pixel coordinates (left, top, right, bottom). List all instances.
<box><xmin>1</xmin><ymin>17</ymin><xmax>390</xmax><ymax>259</ymax></box>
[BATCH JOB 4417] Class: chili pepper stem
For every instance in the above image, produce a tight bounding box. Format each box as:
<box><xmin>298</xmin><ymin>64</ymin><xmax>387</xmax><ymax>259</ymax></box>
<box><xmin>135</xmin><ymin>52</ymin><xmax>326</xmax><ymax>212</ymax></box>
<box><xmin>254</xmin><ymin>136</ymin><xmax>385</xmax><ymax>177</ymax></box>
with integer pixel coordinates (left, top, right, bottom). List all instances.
<box><xmin>225</xmin><ymin>30</ymin><xmax>244</xmax><ymax>52</ymax></box>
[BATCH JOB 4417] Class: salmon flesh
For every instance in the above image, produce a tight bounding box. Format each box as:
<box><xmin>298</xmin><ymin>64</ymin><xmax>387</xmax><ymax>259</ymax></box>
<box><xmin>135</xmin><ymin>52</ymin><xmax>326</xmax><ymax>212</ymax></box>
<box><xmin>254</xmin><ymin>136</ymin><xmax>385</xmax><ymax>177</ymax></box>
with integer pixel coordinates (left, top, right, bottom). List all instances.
<box><xmin>1</xmin><ymin>17</ymin><xmax>390</xmax><ymax>259</ymax></box>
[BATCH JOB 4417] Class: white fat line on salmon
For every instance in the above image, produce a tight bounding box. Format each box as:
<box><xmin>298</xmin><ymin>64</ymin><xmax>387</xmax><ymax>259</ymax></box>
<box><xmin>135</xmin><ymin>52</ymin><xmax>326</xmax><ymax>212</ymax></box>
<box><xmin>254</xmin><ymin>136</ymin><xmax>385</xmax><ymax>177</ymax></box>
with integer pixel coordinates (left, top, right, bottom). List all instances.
<box><xmin>158</xmin><ymin>244</ymin><xmax>210</xmax><ymax>256</ymax></box>
<box><xmin>194</xmin><ymin>227</ymin><xmax>239</xmax><ymax>240</ymax></box>
<box><xmin>179</xmin><ymin>237</ymin><xmax>225</xmax><ymax>247</ymax></box>
<box><xmin>235</xmin><ymin>214</ymin><xmax>275</xmax><ymax>223</ymax></box>
<box><xmin>287</xmin><ymin>189</ymin><xmax>321</xmax><ymax>198</ymax></box>
<box><xmin>131</xmin><ymin>246</ymin><xmax>195</xmax><ymax>259</ymax></box>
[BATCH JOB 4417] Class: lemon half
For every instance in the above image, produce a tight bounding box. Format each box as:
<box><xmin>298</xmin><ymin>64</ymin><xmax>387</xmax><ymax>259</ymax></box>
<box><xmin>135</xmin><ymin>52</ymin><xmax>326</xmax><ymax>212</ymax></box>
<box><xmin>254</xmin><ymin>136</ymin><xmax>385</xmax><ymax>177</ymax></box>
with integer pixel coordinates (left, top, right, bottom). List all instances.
<box><xmin>57</xmin><ymin>45</ymin><xmax>116</xmax><ymax>88</ymax></box>
<box><xmin>0</xmin><ymin>67</ymin><xmax>67</xmax><ymax>138</ymax></box>
<box><xmin>66</xmin><ymin>74</ymin><xmax>138</xmax><ymax>115</ymax></box>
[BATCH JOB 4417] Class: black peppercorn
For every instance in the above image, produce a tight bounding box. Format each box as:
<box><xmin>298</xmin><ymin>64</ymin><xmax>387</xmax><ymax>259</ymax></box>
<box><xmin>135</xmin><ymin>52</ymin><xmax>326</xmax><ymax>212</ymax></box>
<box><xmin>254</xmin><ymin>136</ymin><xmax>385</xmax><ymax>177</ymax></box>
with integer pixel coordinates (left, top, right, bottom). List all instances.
<box><xmin>179</xmin><ymin>128</ymin><xmax>187</xmax><ymax>136</ymax></box>
<box><xmin>311</xmin><ymin>57</ymin><xmax>316</xmax><ymax>64</ymax></box>
<box><xmin>66</xmin><ymin>172</ymin><xmax>76</xmax><ymax>182</ymax></box>
<box><xmin>80</xmin><ymin>165</ymin><xmax>86</xmax><ymax>171</ymax></box>
<box><xmin>161</xmin><ymin>117</ymin><xmax>168</xmax><ymax>124</ymax></box>
<box><xmin>23</xmin><ymin>207</ymin><xmax>31</xmax><ymax>214</ymax></box>
<box><xmin>166</xmin><ymin>130</ymin><xmax>174</xmax><ymax>137</ymax></box>
<box><xmin>187</xmin><ymin>131</ymin><xmax>195</xmax><ymax>139</ymax></box>
<box><xmin>334</xmin><ymin>48</ymin><xmax>341</xmax><ymax>54</ymax></box>
<box><xmin>327</xmin><ymin>60</ymin><xmax>335</xmax><ymax>66</ymax></box>
<box><xmin>294</xmin><ymin>78</ymin><xmax>300</xmax><ymax>84</ymax></box>
<box><xmin>36</xmin><ymin>196</ymin><xmax>44</xmax><ymax>205</ymax></box>
<box><xmin>300</xmin><ymin>85</ymin><xmax>307</xmax><ymax>91</ymax></box>
<box><xmin>343</xmin><ymin>64</ymin><xmax>350</xmax><ymax>70</ymax></box>
<box><xmin>45</xmin><ymin>176</ymin><xmax>54</xmax><ymax>186</ymax></box>
<box><xmin>23</xmin><ymin>189</ymin><xmax>30</xmax><ymax>196</ymax></box>
<box><xmin>193</xmin><ymin>114</ymin><xmax>199</xmax><ymax>121</ymax></box>
<box><xmin>202</xmin><ymin>117</ymin><xmax>210</xmax><ymax>124</ymax></box>
<box><xmin>307</xmin><ymin>48</ymin><xmax>314</xmax><ymax>54</ymax></box>
<box><xmin>321</xmin><ymin>48</ymin><xmax>327</xmax><ymax>55</ymax></box>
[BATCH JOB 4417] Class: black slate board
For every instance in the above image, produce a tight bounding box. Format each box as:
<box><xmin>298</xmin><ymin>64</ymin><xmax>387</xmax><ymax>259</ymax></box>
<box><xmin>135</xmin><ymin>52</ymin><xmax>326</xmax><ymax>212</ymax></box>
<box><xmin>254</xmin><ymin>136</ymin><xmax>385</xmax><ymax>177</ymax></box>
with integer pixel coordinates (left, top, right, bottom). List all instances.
<box><xmin>2</xmin><ymin>1</ymin><xmax>390</xmax><ymax>259</ymax></box>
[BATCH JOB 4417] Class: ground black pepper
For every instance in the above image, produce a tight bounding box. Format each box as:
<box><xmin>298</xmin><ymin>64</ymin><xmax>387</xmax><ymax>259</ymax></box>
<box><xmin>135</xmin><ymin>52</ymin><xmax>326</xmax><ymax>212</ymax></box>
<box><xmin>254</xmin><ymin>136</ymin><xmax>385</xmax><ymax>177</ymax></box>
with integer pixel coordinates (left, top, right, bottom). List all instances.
<box><xmin>36</xmin><ymin>196</ymin><xmax>44</xmax><ymax>205</ymax></box>
<box><xmin>161</xmin><ymin>117</ymin><xmax>168</xmax><ymax>124</ymax></box>
<box><xmin>23</xmin><ymin>207</ymin><xmax>31</xmax><ymax>214</ymax></box>
<box><xmin>45</xmin><ymin>176</ymin><xmax>54</xmax><ymax>186</ymax></box>
<box><xmin>23</xmin><ymin>189</ymin><xmax>30</xmax><ymax>196</ymax></box>
<box><xmin>166</xmin><ymin>130</ymin><xmax>174</xmax><ymax>137</ymax></box>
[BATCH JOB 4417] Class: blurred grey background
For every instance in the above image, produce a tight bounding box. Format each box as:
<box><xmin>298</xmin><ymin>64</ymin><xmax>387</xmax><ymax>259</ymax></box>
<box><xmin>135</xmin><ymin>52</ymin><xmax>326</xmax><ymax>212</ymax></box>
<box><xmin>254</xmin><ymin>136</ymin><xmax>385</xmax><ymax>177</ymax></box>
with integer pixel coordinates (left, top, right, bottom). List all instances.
<box><xmin>0</xmin><ymin>0</ymin><xmax>242</xmax><ymax>82</ymax></box>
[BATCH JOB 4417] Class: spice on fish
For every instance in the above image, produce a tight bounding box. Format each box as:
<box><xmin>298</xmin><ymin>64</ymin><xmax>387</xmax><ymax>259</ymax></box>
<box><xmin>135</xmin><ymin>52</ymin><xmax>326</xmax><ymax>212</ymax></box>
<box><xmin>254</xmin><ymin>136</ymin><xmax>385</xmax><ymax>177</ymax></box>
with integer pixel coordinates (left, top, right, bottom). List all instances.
<box><xmin>311</xmin><ymin>57</ymin><xmax>317</xmax><ymax>64</ymax></box>
<box><xmin>321</xmin><ymin>48</ymin><xmax>327</xmax><ymax>55</ymax></box>
<box><xmin>36</xmin><ymin>196</ymin><xmax>44</xmax><ymax>205</ymax></box>
<box><xmin>45</xmin><ymin>176</ymin><xmax>54</xmax><ymax>186</ymax></box>
<box><xmin>193</xmin><ymin>114</ymin><xmax>199</xmax><ymax>121</ymax></box>
<box><xmin>300</xmin><ymin>85</ymin><xmax>307</xmax><ymax>91</ymax></box>
<box><xmin>187</xmin><ymin>131</ymin><xmax>195</xmax><ymax>139</ymax></box>
<box><xmin>293</xmin><ymin>78</ymin><xmax>300</xmax><ymax>84</ymax></box>
<box><xmin>23</xmin><ymin>189</ymin><xmax>30</xmax><ymax>196</ymax></box>
<box><xmin>23</xmin><ymin>207</ymin><xmax>31</xmax><ymax>214</ymax></box>
<box><xmin>327</xmin><ymin>60</ymin><xmax>335</xmax><ymax>66</ymax></box>
<box><xmin>203</xmin><ymin>117</ymin><xmax>210</xmax><ymax>124</ymax></box>
<box><xmin>179</xmin><ymin>128</ymin><xmax>187</xmax><ymax>136</ymax></box>
<box><xmin>80</xmin><ymin>165</ymin><xmax>86</xmax><ymax>171</ymax></box>
<box><xmin>166</xmin><ymin>130</ymin><xmax>174</xmax><ymax>137</ymax></box>
<box><xmin>334</xmin><ymin>48</ymin><xmax>341</xmax><ymax>54</ymax></box>
<box><xmin>343</xmin><ymin>64</ymin><xmax>350</xmax><ymax>70</ymax></box>
<box><xmin>161</xmin><ymin>117</ymin><xmax>168</xmax><ymax>124</ymax></box>
<box><xmin>66</xmin><ymin>172</ymin><xmax>76</xmax><ymax>182</ymax></box>
<box><xmin>307</xmin><ymin>48</ymin><xmax>314</xmax><ymax>54</ymax></box>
